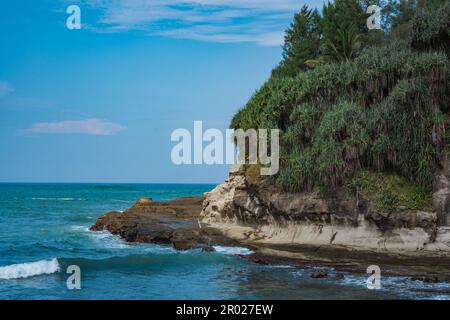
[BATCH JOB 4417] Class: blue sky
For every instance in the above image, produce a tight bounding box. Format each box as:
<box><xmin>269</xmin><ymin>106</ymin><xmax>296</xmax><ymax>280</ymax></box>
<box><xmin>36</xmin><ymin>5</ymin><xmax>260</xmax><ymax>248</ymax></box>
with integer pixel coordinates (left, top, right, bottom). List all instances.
<box><xmin>0</xmin><ymin>0</ymin><xmax>320</xmax><ymax>183</ymax></box>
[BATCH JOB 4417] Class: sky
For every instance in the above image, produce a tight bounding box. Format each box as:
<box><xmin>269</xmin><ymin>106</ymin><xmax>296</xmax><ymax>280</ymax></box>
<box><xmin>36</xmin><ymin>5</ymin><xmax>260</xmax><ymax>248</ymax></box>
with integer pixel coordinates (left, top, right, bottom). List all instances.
<box><xmin>0</xmin><ymin>0</ymin><xmax>321</xmax><ymax>183</ymax></box>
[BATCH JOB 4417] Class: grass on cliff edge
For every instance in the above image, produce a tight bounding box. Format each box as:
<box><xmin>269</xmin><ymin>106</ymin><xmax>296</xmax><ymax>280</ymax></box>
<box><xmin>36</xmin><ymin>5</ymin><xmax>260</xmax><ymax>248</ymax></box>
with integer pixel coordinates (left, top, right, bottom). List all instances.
<box><xmin>246</xmin><ymin>164</ymin><xmax>433</xmax><ymax>213</ymax></box>
<box><xmin>349</xmin><ymin>170</ymin><xmax>432</xmax><ymax>212</ymax></box>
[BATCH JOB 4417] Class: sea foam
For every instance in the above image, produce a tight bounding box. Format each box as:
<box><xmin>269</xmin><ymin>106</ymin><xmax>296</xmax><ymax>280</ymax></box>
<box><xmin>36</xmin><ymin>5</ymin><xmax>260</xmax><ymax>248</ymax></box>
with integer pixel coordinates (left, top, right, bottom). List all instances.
<box><xmin>0</xmin><ymin>258</ymin><xmax>60</xmax><ymax>280</ymax></box>
<box><xmin>213</xmin><ymin>246</ymin><xmax>253</xmax><ymax>256</ymax></box>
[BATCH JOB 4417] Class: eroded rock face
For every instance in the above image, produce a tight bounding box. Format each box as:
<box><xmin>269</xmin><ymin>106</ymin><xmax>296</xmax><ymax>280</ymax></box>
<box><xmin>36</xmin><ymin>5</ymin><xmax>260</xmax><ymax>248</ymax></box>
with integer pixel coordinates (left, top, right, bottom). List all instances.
<box><xmin>90</xmin><ymin>196</ymin><xmax>239</xmax><ymax>250</ymax></box>
<box><xmin>201</xmin><ymin>173</ymin><xmax>333</xmax><ymax>227</ymax></box>
<box><xmin>200</xmin><ymin>172</ymin><xmax>443</xmax><ymax>252</ymax></box>
<box><xmin>433</xmin><ymin>156</ymin><xmax>450</xmax><ymax>226</ymax></box>
<box><xmin>201</xmin><ymin>173</ymin><xmax>351</xmax><ymax>227</ymax></box>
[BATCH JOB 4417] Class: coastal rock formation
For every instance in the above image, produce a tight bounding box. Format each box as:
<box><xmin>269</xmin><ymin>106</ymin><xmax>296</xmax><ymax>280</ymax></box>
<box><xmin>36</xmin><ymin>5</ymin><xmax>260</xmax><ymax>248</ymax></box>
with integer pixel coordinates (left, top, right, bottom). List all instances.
<box><xmin>89</xmin><ymin>182</ymin><xmax>450</xmax><ymax>280</ymax></box>
<box><xmin>90</xmin><ymin>196</ymin><xmax>239</xmax><ymax>250</ymax></box>
<box><xmin>433</xmin><ymin>156</ymin><xmax>450</xmax><ymax>226</ymax></box>
<box><xmin>200</xmin><ymin>170</ymin><xmax>450</xmax><ymax>252</ymax></box>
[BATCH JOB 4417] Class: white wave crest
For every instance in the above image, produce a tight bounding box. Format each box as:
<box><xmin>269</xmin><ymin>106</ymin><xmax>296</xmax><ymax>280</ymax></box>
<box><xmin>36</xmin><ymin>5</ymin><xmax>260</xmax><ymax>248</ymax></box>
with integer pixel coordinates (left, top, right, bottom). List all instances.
<box><xmin>71</xmin><ymin>225</ymin><xmax>90</xmax><ymax>232</ymax></box>
<box><xmin>0</xmin><ymin>258</ymin><xmax>60</xmax><ymax>280</ymax></box>
<box><xmin>213</xmin><ymin>246</ymin><xmax>253</xmax><ymax>256</ymax></box>
<box><xmin>112</xmin><ymin>199</ymin><xmax>133</xmax><ymax>203</ymax></box>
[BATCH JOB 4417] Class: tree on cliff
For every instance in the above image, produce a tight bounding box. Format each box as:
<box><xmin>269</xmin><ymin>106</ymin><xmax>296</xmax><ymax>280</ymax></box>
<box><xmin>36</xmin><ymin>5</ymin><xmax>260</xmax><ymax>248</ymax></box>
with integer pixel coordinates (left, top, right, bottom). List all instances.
<box><xmin>272</xmin><ymin>5</ymin><xmax>321</xmax><ymax>77</ymax></box>
<box><xmin>231</xmin><ymin>0</ymin><xmax>450</xmax><ymax>210</ymax></box>
<box><xmin>273</xmin><ymin>0</ymin><xmax>387</xmax><ymax>76</ymax></box>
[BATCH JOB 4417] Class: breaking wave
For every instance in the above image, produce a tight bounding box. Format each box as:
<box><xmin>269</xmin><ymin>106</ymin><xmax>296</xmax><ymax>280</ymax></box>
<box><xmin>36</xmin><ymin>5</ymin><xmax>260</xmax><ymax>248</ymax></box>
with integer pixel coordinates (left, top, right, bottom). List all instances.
<box><xmin>213</xmin><ymin>246</ymin><xmax>253</xmax><ymax>255</ymax></box>
<box><xmin>0</xmin><ymin>258</ymin><xmax>60</xmax><ymax>280</ymax></box>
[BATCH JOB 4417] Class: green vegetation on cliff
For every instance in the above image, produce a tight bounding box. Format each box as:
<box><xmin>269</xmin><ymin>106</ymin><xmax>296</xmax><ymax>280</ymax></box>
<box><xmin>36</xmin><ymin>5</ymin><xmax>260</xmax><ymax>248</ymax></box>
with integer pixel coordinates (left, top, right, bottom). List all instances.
<box><xmin>231</xmin><ymin>0</ymin><xmax>450</xmax><ymax>206</ymax></box>
<box><xmin>350</xmin><ymin>170</ymin><xmax>433</xmax><ymax>212</ymax></box>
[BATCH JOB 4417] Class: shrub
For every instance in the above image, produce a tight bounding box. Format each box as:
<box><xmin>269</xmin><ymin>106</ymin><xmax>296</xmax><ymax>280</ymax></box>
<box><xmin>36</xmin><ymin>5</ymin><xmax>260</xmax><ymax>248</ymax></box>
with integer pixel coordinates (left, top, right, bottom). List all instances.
<box><xmin>231</xmin><ymin>3</ymin><xmax>449</xmax><ymax>194</ymax></box>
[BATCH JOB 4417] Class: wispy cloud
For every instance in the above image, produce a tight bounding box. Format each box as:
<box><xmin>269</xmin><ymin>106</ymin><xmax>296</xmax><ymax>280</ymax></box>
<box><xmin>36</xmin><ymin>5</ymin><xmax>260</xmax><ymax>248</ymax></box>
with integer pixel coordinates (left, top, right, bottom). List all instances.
<box><xmin>25</xmin><ymin>118</ymin><xmax>127</xmax><ymax>135</ymax></box>
<box><xmin>78</xmin><ymin>0</ymin><xmax>313</xmax><ymax>46</ymax></box>
<box><xmin>0</xmin><ymin>81</ymin><xmax>13</xmax><ymax>97</ymax></box>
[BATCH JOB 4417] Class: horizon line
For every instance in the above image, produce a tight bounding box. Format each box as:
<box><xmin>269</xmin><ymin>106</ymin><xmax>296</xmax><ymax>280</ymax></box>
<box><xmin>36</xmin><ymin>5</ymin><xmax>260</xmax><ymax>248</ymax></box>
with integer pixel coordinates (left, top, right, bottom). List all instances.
<box><xmin>0</xmin><ymin>181</ymin><xmax>220</xmax><ymax>185</ymax></box>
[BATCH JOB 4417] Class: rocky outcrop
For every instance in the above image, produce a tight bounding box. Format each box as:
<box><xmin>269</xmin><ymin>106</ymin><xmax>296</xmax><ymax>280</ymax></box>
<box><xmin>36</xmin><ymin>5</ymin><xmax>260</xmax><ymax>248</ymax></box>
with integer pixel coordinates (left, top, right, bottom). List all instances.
<box><xmin>311</xmin><ymin>270</ymin><xmax>328</xmax><ymax>279</ymax></box>
<box><xmin>201</xmin><ymin>171</ymin><xmax>450</xmax><ymax>252</ymax></box>
<box><xmin>433</xmin><ymin>155</ymin><xmax>450</xmax><ymax>226</ymax></box>
<box><xmin>90</xmin><ymin>196</ymin><xmax>239</xmax><ymax>250</ymax></box>
<box><xmin>88</xmin><ymin>179</ymin><xmax>450</xmax><ymax>280</ymax></box>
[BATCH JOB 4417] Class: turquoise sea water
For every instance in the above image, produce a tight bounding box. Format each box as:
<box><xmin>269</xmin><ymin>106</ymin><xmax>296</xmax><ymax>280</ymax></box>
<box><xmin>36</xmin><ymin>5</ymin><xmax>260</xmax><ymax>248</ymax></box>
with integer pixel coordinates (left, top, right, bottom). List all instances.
<box><xmin>0</xmin><ymin>183</ymin><xmax>449</xmax><ymax>300</ymax></box>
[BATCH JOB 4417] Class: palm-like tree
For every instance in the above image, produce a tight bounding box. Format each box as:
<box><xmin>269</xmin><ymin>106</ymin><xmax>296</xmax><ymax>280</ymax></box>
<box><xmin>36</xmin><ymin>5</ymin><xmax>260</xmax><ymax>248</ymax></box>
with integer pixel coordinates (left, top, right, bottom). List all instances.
<box><xmin>305</xmin><ymin>23</ymin><xmax>361</xmax><ymax>67</ymax></box>
<box><xmin>324</xmin><ymin>23</ymin><xmax>361</xmax><ymax>62</ymax></box>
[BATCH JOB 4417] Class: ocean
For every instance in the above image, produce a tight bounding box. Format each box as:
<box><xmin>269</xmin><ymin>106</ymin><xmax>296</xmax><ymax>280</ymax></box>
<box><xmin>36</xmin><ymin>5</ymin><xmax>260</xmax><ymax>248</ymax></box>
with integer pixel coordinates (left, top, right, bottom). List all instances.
<box><xmin>0</xmin><ymin>183</ymin><xmax>448</xmax><ymax>300</ymax></box>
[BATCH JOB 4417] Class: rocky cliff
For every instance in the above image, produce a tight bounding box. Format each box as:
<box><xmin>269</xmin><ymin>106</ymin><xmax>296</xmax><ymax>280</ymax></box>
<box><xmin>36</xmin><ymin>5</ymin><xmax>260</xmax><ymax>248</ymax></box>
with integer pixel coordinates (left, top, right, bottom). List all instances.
<box><xmin>433</xmin><ymin>151</ymin><xmax>450</xmax><ymax>226</ymax></box>
<box><xmin>201</xmin><ymin>168</ymin><xmax>450</xmax><ymax>253</ymax></box>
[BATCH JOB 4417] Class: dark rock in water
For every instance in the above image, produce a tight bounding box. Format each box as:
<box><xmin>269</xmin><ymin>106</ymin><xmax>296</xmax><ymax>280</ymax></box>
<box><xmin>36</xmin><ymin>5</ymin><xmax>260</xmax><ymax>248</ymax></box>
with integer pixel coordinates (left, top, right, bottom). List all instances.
<box><xmin>241</xmin><ymin>253</ymin><xmax>273</xmax><ymax>265</ymax></box>
<box><xmin>311</xmin><ymin>270</ymin><xmax>328</xmax><ymax>279</ymax></box>
<box><xmin>171</xmin><ymin>229</ymin><xmax>202</xmax><ymax>250</ymax></box>
<box><xmin>247</xmin><ymin>257</ymin><xmax>269</xmax><ymax>265</ymax></box>
<box><xmin>423</xmin><ymin>276</ymin><xmax>440</xmax><ymax>283</ymax></box>
<box><xmin>411</xmin><ymin>275</ymin><xmax>441</xmax><ymax>283</ymax></box>
<box><xmin>172</xmin><ymin>240</ymin><xmax>198</xmax><ymax>251</ymax></box>
<box><xmin>334</xmin><ymin>273</ymin><xmax>345</xmax><ymax>280</ymax></box>
<box><xmin>202</xmin><ymin>246</ymin><xmax>215</xmax><ymax>252</ymax></box>
<box><xmin>90</xmin><ymin>196</ymin><xmax>239</xmax><ymax>251</ymax></box>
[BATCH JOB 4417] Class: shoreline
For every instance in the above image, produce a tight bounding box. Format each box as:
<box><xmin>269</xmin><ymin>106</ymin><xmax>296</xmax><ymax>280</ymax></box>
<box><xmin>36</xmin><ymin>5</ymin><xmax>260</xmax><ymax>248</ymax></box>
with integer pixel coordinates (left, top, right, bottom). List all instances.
<box><xmin>202</xmin><ymin>221</ymin><xmax>450</xmax><ymax>281</ymax></box>
<box><xmin>242</xmin><ymin>243</ymin><xmax>450</xmax><ymax>281</ymax></box>
<box><xmin>90</xmin><ymin>196</ymin><xmax>450</xmax><ymax>284</ymax></box>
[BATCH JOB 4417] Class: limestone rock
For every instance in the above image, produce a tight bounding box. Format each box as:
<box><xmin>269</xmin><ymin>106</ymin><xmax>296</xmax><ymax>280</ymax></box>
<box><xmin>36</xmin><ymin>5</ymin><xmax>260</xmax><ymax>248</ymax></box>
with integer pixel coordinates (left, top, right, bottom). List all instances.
<box><xmin>200</xmin><ymin>172</ymin><xmax>444</xmax><ymax>252</ymax></box>
<box><xmin>432</xmin><ymin>154</ymin><xmax>450</xmax><ymax>226</ymax></box>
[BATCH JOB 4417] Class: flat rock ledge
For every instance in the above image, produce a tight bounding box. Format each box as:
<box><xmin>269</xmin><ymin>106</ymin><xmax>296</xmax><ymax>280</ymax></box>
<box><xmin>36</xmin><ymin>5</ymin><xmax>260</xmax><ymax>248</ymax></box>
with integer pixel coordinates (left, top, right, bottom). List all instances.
<box><xmin>90</xmin><ymin>196</ymin><xmax>239</xmax><ymax>251</ymax></box>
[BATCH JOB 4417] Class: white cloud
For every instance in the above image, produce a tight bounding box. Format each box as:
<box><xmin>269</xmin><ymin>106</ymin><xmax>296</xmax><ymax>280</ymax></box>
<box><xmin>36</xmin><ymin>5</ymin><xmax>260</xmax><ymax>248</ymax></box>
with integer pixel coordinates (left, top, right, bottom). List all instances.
<box><xmin>157</xmin><ymin>24</ymin><xmax>285</xmax><ymax>46</ymax></box>
<box><xmin>79</xmin><ymin>0</ymin><xmax>317</xmax><ymax>45</ymax></box>
<box><xmin>25</xmin><ymin>118</ymin><xmax>127</xmax><ymax>135</ymax></box>
<box><xmin>0</xmin><ymin>82</ymin><xmax>13</xmax><ymax>97</ymax></box>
